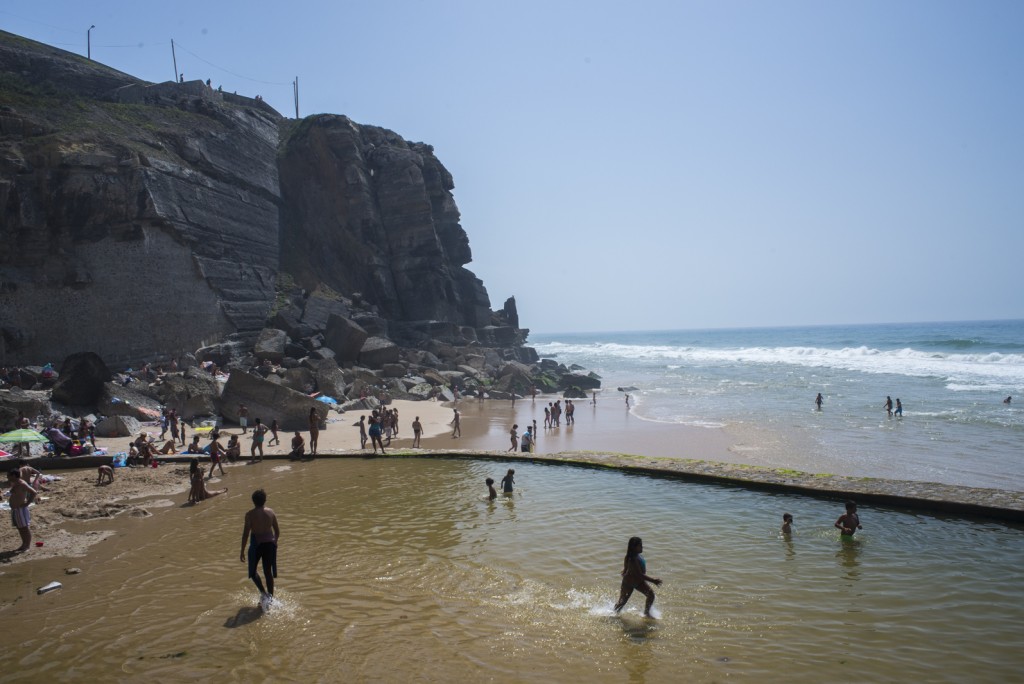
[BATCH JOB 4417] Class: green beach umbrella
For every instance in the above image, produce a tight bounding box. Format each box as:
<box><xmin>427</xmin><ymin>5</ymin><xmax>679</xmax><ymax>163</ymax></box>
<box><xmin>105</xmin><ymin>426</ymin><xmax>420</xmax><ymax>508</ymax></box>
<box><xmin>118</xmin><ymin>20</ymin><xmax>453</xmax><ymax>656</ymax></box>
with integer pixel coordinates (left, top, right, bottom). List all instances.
<box><xmin>0</xmin><ymin>429</ymin><xmax>49</xmax><ymax>444</ymax></box>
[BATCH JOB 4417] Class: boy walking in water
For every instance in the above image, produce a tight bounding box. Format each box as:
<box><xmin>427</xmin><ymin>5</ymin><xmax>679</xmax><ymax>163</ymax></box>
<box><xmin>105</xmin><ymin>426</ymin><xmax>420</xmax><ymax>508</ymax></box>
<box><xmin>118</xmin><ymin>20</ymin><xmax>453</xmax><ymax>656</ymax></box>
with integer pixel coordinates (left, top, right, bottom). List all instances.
<box><xmin>240</xmin><ymin>488</ymin><xmax>280</xmax><ymax>603</ymax></box>
<box><xmin>835</xmin><ymin>500</ymin><xmax>863</xmax><ymax>538</ymax></box>
<box><xmin>7</xmin><ymin>469</ymin><xmax>37</xmax><ymax>552</ymax></box>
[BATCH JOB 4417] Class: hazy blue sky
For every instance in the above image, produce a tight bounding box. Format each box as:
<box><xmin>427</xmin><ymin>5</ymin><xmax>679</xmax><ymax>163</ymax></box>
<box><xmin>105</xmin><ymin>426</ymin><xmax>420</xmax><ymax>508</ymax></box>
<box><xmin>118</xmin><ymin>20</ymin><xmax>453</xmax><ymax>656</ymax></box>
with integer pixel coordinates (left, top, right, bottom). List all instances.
<box><xmin>4</xmin><ymin>2</ymin><xmax>1022</xmax><ymax>333</ymax></box>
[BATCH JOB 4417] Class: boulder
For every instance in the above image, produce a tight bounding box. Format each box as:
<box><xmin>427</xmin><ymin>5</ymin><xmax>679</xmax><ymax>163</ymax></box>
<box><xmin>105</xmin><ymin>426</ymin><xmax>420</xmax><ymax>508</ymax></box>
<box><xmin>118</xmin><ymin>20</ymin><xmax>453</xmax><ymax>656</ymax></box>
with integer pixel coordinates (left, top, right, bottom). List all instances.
<box><xmin>281</xmin><ymin>367</ymin><xmax>315</xmax><ymax>394</ymax></box>
<box><xmin>97</xmin><ymin>382</ymin><xmax>163</xmax><ymax>421</ymax></box>
<box><xmin>381</xmin><ymin>363</ymin><xmax>406</xmax><ymax>378</ymax></box>
<box><xmin>156</xmin><ymin>368</ymin><xmax>220</xmax><ymax>420</ymax></box>
<box><xmin>254</xmin><ymin>328</ymin><xmax>288</xmax><ymax>363</ymax></box>
<box><xmin>312</xmin><ymin>360</ymin><xmax>348</xmax><ymax>398</ymax></box>
<box><xmin>271</xmin><ymin>304</ymin><xmax>314</xmax><ymax>341</ymax></box>
<box><xmin>419</xmin><ymin>369</ymin><xmax>449</xmax><ymax>387</ymax></box>
<box><xmin>220</xmin><ymin>371</ymin><xmax>328</xmax><ymax>432</ymax></box>
<box><xmin>359</xmin><ymin>337</ymin><xmax>400</xmax><ymax>368</ymax></box>
<box><xmin>563</xmin><ymin>387</ymin><xmax>588</xmax><ymax>399</ymax></box>
<box><xmin>50</xmin><ymin>352</ymin><xmax>111</xmax><ymax>407</ymax></box>
<box><xmin>323</xmin><ymin>314</ymin><xmax>368</xmax><ymax>364</ymax></box>
<box><xmin>0</xmin><ymin>388</ymin><xmax>51</xmax><ymax>430</ymax></box>
<box><xmin>407</xmin><ymin>382</ymin><xmax>435</xmax><ymax>400</ymax></box>
<box><xmin>557</xmin><ymin>372</ymin><xmax>602</xmax><ymax>391</ymax></box>
<box><xmin>301</xmin><ymin>293</ymin><xmax>350</xmax><ymax>332</ymax></box>
<box><xmin>196</xmin><ymin>338</ymin><xmax>250</xmax><ymax>367</ymax></box>
<box><xmin>94</xmin><ymin>414</ymin><xmax>141</xmax><ymax>438</ymax></box>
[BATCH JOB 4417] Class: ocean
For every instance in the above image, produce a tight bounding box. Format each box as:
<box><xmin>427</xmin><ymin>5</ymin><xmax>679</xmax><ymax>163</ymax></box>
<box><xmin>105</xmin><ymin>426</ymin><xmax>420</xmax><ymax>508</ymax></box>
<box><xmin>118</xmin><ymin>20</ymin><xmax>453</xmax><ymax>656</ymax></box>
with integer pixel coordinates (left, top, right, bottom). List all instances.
<box><xmin>531</xmin><ymin>320</ymin><xmax>1024</xmax><ymax>492</ymax></box>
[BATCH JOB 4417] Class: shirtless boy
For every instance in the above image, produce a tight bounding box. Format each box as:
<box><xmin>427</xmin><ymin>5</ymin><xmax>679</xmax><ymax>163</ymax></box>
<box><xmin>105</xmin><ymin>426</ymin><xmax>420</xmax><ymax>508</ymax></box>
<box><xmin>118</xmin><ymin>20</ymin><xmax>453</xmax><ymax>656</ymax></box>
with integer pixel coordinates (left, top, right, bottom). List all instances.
<box><xmin>7</xmin><ymin>469</ymin><xmax>37</xmax><ymax>552</ymax></box>
<box><xmin>835</xmin><ymin>500</ymin><xmax>863</xmax><ymax>538</ymax></box>
<box><xmin>97</xmin><ymin>464</ymin><xmax>114</xmax><ymax>485</ymax></box>
<box><xmin>240</xmin><ymin>489</ymin><xmax>280</xmax><ymax>601</ymax></box>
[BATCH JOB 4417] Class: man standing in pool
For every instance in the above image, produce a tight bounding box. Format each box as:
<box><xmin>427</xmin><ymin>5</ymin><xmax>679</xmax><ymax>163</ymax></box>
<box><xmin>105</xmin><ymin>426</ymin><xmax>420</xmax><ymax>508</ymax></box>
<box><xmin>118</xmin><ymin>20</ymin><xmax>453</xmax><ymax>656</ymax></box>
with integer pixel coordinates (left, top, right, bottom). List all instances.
<box><xmin>613</xmin><ymin>537</ymin><xmax>662</xmax><ymax>617</ymax></box>
<box><xmin>835</xmin><ymin>500</ymin><xmax>863</xmax><ymax>538</ymax></box>
<box><xmin>240</xmin><ymin>488</ymin><xmax>280</xmax><ymax>603</ymax></box>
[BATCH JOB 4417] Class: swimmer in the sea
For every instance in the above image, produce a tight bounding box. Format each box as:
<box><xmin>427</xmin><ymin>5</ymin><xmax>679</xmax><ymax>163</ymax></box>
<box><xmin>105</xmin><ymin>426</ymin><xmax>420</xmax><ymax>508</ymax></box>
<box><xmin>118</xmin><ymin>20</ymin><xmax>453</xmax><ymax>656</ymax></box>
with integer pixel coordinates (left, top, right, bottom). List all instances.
<box><xmin>613</xmin><ymin>536</ymin><xmax>662</xmax><ymax>617</ymax></box>
<box><xmin>815</xmin><ymin>393</ymin><xmax>823</xmax><ymax>410</ymax></box>
<box><xmin>835</xmin><ymin>500</ymin><xmax>862</xmax><ymax>538</ymax></box>
<box><xmin>781</xmin><ymin>513</ymin><xmax>793</xmax><ymax>535</ymax></box>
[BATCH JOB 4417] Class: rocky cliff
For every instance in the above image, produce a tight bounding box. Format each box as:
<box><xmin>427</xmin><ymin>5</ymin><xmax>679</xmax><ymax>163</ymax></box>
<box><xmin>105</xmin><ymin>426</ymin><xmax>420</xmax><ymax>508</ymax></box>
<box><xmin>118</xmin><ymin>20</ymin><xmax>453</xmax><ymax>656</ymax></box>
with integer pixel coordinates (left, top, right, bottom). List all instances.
<box><xmin>0</xmin><ymin>31</ymin><xmax>523</xmax><ymax>368</ymax></box>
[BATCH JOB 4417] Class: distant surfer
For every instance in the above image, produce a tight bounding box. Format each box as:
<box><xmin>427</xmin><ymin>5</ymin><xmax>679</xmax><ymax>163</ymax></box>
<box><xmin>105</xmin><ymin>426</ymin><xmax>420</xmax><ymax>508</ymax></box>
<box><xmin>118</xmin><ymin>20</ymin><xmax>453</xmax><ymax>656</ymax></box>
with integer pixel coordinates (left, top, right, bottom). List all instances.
<box><xmin>1004</xmin><ymin>396</ymin><xmax>1012</xmax><ymax>404</ymax></box>
<box><xmin>613</xmin><ymin>537</ymin><xmax>662</xmax><ymax>617</ymax></box>
<box><xmin>815</xmin><ymin>393</ymin><xmax>823</xmax><ymax>410</ymax></box>
<box><xmin>240</xmin><ymin>488</ymin><xmax>279</xmax><ymax>605</ymax></box>
<box><xmin>835</xmin><ymin>500</ymin><xmax>863</xmax><ymax>539</ymax></box>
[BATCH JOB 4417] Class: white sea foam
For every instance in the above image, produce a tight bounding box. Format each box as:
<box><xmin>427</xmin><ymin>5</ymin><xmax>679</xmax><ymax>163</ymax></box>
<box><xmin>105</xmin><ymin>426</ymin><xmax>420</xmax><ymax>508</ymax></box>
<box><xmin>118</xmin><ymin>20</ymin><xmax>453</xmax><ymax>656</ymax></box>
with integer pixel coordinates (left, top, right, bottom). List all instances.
<box><xmin>534</xmin><ymin>341</ymin><xmax>1024</xmax><ymax>390</ymax></box>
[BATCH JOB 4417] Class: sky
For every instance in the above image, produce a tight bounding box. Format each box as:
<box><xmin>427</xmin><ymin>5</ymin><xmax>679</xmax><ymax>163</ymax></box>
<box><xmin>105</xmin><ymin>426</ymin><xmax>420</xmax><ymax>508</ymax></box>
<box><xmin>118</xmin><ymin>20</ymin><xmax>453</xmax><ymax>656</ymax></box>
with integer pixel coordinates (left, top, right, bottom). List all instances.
<box><xmin>3</xmin><ymin>1</ymin><xmax>1022</xmax><ymax>334</ymax></box>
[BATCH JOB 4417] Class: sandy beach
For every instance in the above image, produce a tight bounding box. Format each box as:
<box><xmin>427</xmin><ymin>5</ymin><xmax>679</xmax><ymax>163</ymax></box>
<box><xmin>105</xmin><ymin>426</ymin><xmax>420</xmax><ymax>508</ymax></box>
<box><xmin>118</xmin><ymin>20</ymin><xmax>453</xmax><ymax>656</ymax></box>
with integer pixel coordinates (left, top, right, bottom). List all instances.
<box><xmin>0</xmin><ymin>393</ymin><xmax>741</xmax><ymax>566</ymax></box>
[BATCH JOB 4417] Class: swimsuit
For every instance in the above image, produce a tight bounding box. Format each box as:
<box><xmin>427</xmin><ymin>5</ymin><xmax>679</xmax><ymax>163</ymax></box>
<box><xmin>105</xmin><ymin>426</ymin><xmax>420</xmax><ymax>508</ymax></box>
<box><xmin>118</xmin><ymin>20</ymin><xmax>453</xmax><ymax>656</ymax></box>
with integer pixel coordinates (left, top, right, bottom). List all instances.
<box><xmin>10</xmin><ymin>505</ymin><xmax>30</xmax><ymax>529</ymax></box>
<box><xmin>248</xmin><ymin>530</ymin><xmax>278</xmax><ymax>580</ymax></box>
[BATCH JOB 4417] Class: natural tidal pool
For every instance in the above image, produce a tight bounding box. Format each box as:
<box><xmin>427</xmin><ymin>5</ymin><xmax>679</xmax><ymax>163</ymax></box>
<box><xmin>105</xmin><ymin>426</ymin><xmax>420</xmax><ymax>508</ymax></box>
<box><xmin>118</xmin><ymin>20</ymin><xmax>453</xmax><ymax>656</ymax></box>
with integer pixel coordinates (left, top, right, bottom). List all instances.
<box><xmin>3</xmin><ymin>458</ymin><xmax>1024</xmax><ymax>682</ymax></box>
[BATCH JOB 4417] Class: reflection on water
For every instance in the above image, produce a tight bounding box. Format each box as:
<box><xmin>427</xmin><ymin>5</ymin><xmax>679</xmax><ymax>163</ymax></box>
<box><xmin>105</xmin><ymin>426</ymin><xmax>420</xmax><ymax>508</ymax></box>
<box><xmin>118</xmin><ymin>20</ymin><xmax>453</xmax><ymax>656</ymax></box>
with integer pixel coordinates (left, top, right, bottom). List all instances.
<box><xmin>2</xmin><ymin>458</ymin><xmax>1024</xmax><ymax>682</ymax></box>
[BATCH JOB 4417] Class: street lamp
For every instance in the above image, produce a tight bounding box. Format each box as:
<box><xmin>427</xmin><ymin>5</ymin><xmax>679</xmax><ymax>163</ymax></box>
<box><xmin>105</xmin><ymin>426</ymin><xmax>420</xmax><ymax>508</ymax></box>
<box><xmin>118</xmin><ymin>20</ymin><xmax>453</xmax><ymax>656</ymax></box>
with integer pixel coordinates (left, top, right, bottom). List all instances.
<box><xmin>87</xmin><ymin>25</ymin><xmax>95</xmax><ymax>60</ymax></box>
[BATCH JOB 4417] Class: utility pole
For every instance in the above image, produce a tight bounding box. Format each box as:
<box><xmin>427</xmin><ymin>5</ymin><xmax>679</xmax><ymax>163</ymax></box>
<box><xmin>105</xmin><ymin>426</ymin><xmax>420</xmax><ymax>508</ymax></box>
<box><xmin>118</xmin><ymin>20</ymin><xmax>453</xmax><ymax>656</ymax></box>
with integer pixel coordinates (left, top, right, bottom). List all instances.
<box><xmin>171</xmin><ymin>39</ymin><xmax>179</xmax><ymax>82</ymax></box>
<box><xmin>87</xmin><ymin>25</ymin><xmax>95</xmax><ymax>60</ymax></box>
<box><xmin>293</xmin><ymin>77</ymin><xmax>300</xmax><ymax>119</ymax></box>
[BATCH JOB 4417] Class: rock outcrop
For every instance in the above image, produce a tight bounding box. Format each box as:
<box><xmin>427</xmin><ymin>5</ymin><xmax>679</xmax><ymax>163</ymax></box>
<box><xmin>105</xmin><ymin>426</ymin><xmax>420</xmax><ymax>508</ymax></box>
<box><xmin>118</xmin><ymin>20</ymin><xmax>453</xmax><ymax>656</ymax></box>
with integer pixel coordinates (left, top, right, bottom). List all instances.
<box><xmin>0</xmin><ymin>31</ymin><xmax>527</xmax><ymax>370</ymax></box>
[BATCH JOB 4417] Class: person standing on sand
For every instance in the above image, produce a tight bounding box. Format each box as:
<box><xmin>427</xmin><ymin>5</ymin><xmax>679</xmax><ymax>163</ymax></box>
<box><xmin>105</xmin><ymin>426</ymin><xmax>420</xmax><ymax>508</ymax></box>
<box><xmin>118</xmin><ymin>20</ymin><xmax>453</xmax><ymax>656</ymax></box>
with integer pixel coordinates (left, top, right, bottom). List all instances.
<box><xmin>240</xmin><ymin>489</ymin><xmax>279</xmax><ymax>602</ymax></box>
<box><xmin>815</xmin><ymin>393</ymin><xmax>823</xmax><ymax>410</ymax></box>
<box><xmin>451</xmin><ymin>408</ymin><xmax>461</xmax><ymax>438</ymax></box>
<box><xmin>268</xmin><ymin>419</ymin><xmax>280</xmax><ymax>446</ymax></box>
<box><xmin>356</xmin><ymin>415</ymin><xmax>368</xmax><ymax>449</ymax></box>
<box><xmin>412</xmin><ymin>416</ymin><xmax>422</xmax><ymax>448</ymax></box>
<box><xmin>208</xmin><ymin>435</ymin><xmax>225</xmax><ymax>479</ymax></box>
<box><xmin>308</xmin><ymin>407</ymin><xmax>320</xmax><ymax>456</ymax></box>
<box><xmin>7</xmin><ymin>469</ymin><xmax>36</xmax><ymax>552</ymax></box>
<box><xmin>613</xmin><ymin>537</ymin><xmax>662</xmax><ymax>617</ymax></box>
<box><xmin>625</xmin><ymin>394</ymin><xmax>631</xmax><ymax>409</ymax></box>
<box><xmin>368</xmin><ymin>415</ymin><xmax>386</xmax><ymax>454</ymax></box>
<box><xmin>239</xmin><ymin>404</ymin><xmax>249</xmax><ymax>434</ymax></box>
<box><xmin>508</xmin><ymin>424</ymin><xmax>519</xmax><ymax>452</ymax></box>
<box><xmin>250</xmin><ymin>418</ymin><xmax>267</xmax><ymax>462</ymax></box>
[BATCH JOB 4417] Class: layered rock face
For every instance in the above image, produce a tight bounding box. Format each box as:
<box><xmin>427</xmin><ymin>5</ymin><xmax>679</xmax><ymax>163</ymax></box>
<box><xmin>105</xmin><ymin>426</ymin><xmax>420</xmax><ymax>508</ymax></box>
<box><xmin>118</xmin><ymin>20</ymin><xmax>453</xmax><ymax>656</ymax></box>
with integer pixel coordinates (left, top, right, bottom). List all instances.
<box><xmin>279</xmin><ymin>116</ymin><xmax>492</xmax><ymax>330</ymax></box>
<box><xmin>0</xmin><ymin>31</ymin><xmax>525</xmax><ymax>368</ymax></box>
<box><xmin>0</xmin><ymin>33</ymin><xmax>279</xmax><ymax>366</ymax></box>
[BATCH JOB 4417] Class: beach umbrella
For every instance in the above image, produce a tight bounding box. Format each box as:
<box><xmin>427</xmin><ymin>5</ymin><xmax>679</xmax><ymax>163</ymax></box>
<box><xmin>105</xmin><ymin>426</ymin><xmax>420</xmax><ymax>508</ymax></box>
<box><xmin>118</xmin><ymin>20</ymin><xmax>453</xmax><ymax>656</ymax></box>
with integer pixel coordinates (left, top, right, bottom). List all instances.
<box><xmin>0</xmin><ymin>429</ymin><xmax>49</xmax><ymax>444</ymax></box>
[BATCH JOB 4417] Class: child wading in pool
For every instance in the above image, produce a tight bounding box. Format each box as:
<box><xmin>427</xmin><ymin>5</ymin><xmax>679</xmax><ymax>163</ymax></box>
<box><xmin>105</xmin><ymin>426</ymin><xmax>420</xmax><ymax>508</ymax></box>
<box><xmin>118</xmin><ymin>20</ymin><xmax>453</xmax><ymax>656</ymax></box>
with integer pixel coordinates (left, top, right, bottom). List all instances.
<box><xmin>781</xmin><ymin>513</ymin><xmax>794</xmax><ymax>535</ymax></box>
<box><xmin>501</xmin><ymin>468</ymin><xmax>515</xmax><ymax>494</ymax></box>
<box><xmin>613</xmin><ymin>536</ymin><xmax>662</xmax><ymax>617</ymax></box>
<box><xmin>835</xmin><ymin>500</ymin><xmax>863</xmax><ymax>538</ymax></box>
<box><xmin>485</xmin><ymin>477</ymin><xmax>497</xmax><ymax>500</ymax></box>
